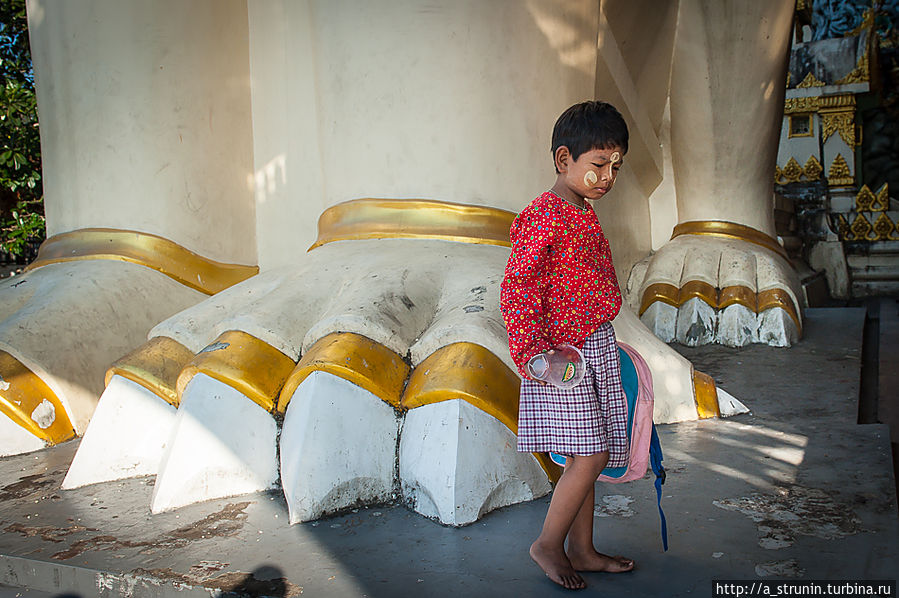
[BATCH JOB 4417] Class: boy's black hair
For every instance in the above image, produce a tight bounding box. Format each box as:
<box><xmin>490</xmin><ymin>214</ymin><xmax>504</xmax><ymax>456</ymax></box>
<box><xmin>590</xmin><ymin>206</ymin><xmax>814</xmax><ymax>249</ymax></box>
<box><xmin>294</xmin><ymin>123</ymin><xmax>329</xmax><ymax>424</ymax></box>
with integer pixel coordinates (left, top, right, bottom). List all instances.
<box><xmin>551</xmin><ymin>101</ymin><xmax>629</xmax><ymax>172</ymax></box>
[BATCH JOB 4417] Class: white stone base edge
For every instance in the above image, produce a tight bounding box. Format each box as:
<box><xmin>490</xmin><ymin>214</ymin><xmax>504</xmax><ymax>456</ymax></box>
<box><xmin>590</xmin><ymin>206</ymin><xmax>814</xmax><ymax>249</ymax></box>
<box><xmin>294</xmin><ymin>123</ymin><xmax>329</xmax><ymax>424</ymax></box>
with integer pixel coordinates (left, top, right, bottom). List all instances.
<box><xmin>150</xmin><ymin>373</ymin><xmax>279</xmax><ymax>513</ymax></box>
<box><xmin>280</xmin><ymin>371</ymin><xmax>400</xmax><ymax>525</ymax></box>
<box><xmin>62</xmin><ymin>375</ymin><xmax>177</xmax><ymax>489</ymax></box>
<box><xmin>399</xmin><ymin>399</ymin><xmax>551</xmax><ymax>526</ymax></box>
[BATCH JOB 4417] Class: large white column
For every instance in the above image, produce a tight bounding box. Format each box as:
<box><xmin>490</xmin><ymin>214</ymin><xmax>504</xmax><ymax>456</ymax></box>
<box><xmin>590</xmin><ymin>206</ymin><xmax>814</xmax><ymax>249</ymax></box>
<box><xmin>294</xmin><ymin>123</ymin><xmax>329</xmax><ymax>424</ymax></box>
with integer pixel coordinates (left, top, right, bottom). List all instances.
<box><xmin>27</xmin><ymin>0</ymin><xmax>257</xmax><ymax>265</ymax></box>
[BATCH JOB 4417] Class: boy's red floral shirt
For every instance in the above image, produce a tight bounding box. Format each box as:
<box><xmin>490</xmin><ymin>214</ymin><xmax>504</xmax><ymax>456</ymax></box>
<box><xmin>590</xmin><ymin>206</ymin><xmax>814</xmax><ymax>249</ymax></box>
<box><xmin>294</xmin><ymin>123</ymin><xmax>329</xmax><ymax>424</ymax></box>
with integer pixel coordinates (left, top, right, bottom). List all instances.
<box><xmin>500</xmin><ymin>191</ymin><xmax>622</xmax><ymax>377</ymax></box>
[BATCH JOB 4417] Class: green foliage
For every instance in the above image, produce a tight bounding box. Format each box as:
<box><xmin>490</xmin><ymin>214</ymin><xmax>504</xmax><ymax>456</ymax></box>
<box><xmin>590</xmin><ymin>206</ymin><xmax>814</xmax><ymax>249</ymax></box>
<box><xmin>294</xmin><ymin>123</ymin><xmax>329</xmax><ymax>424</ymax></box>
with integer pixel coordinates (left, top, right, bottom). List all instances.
<box><xmin>0</xmin><ymin>0</ymin><xmax>44</xmax><ymax>260</ymax></box>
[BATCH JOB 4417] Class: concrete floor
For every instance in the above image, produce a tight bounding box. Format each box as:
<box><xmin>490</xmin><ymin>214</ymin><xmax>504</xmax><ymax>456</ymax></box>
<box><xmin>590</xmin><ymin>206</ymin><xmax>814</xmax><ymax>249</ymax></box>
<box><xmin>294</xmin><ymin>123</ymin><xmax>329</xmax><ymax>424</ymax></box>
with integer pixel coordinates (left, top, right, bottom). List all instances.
<box><xmin>0</xmin><ymin>307</ymin><xmax>896</xmax><ymax>597</ymax></box>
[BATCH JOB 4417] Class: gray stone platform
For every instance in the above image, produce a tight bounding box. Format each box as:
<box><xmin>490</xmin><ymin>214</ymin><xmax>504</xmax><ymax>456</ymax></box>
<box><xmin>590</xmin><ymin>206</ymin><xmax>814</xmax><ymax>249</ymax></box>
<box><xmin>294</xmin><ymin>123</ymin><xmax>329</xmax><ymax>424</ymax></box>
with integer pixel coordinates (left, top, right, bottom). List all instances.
<box><xmin>1</xmin><ymin>308</ymin><xmax>896</xmax><ymax>597</ymax></box>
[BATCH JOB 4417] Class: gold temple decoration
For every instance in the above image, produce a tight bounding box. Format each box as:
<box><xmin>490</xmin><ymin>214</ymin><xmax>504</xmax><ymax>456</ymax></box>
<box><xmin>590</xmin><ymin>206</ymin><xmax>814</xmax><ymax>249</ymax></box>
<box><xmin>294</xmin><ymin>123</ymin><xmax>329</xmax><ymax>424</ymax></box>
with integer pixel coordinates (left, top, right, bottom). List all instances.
<box><xmin>803</xmin><ymin>155</ymin><xmax>823</xmax><ymax>180</ymax></box>
<box><xmin>796</xmin><ymin>71</ymin><xmax>827</xmax><ymax>88</ymax></box>
<box><xmin>401</xmin><ymin>341</ymin><xmax>561</xmax><ymax>482</ymax></box>
<box><xmin>854</xmin><ymin>183</ymin><xmax>890</xmax><ymax>212</ymax></box>
<box><xmin>838</xmin><ymin>184</ymin><xmax>897</xmax><ymax>242</ymax></box>
<box><xmin>692</xmin><ymin>370</ymin><xmax>720</xmax><ymax>419</ymax></box>
<box><xmin>780</xmin><ymin>157</ymin><xmax>804</xmax><ymax>183</ymax></box>
<box><xmin>821</xmin><ymin>110</ymin><xmax>856</xmax><ymax>146</ymax></box>
<box><xmin>310</xmin><ymin>198</ymin><xmax>516</xmax><ymax>251</ymax></box>
<box><xmin>28</xmin><ymin>229</ymin><xmax>259</xmax><ymax>295</ymax></box>
<box><xmin>834</xmin><ymin>46</ymin><xmax>870</xmax><ymax>86</ymax></box>
<box><xmin>784</xmin><ymin>97</ymin><xmax>819</xmax><ymax>113</ymax></box>
<box><xmin>828</xmin><ymin>154</ymin><xmax>853</xmax><ymax>186</ymax></box>
<box><xmin>0</xmin><ymin>350</ymin><xmax>75</xmax><ymax>445</ymax></box>
<box><xmin>775</xmin><ymin>155</ymin><xmax>824</xmax><ymax>184</ymax></box>
<box><xmin>176</xmin><ymin>330</ymin><xmax>295</xmax><ymax>413</ymax></box>
<box><xmin>277</xmin><ymin>332</ymin><xmax>410</xmax><ymax>412</ymax></box>
<box><xmin>105</xmin><ymin>336</ymin><xmax>195</xmax><ymax>407</ymax></box>
<box><xmin>671</xmin><ymin>221</ymin><xmax>790</xmax><ymax>261</ymax></box>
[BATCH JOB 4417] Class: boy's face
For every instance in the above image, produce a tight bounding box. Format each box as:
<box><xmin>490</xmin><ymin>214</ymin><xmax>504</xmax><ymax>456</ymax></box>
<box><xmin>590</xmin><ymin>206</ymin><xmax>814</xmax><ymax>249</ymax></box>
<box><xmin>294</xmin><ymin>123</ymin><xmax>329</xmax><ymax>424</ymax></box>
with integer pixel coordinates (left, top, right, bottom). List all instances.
<box><xmin>557</xmin><ymin>146</ymin><xmax>624</xmax><ymax>201</ymax></box>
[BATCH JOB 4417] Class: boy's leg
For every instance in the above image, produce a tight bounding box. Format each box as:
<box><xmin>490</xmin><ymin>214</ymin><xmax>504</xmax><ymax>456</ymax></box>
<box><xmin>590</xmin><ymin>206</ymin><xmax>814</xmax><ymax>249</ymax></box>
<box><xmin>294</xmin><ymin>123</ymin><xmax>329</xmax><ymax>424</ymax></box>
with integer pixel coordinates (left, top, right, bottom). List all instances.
<box><xmin>566</xmin><ymin>482</ymin><xmax>635</xmax><ymax>572</ymax></box>
<box><xmin>529</xmin><ymin>452</ymin><xmax>608</xmax><ymax>590</ymax></box>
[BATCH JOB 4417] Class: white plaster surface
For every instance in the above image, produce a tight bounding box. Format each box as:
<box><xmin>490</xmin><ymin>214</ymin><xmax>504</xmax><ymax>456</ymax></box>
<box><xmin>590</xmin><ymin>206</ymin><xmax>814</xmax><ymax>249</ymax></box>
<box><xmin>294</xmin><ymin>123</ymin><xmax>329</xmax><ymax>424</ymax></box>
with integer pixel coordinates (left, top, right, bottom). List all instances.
<box><xmin>758</xmin><ymin>308</ymin><xmax>800</xmax><ymax>347</ymax></box>
<box><xmin>717</xmin><ymin>304</ymin><xmax>759</xmax><ymax>348</ymax></box>
<box><xmin>639</xmin><ymin>301</ymin><xmax>677</xmax><ymax>343</ymax></box>
<box><xmin>809</xmin><ymin>240</ymin><xmax>850</xmax><ymax>300</ymax></box>
<box><xmin>0</xmin><ymin>261</ymin><xmax>205</xmax><ymax>434</ymax></box>
<box><xmin>62</xmin><ymin>376</ymin><xmax>177</xmax><ymax>489</ymax></box>
<box><xmin>399</xmin><ymin>399</ymin><xmax>551</xmax><ymax>526</ymax></box>
<box><xmin>280</xmin><ymin>371</ymin><xmax>399</xmax><ymax>524</ymax></box>
<box><xmin>716</xmin><ymin>387</ymin><xmax>750</xmax><ymax>417</ymax></box>
<box><xmin>151</xmin><ymin>374</ymin><xmax>279</xmax><ymax>513</ymax></box>
<box><xmin>676</xmin><ymin>297</ymin><xmax>717</xmax><ymax>346</ymax></box>
<box><xmin>0</xmin><ymin>414</ymin><xmax>45</xmax><ymax>456</ymax></box>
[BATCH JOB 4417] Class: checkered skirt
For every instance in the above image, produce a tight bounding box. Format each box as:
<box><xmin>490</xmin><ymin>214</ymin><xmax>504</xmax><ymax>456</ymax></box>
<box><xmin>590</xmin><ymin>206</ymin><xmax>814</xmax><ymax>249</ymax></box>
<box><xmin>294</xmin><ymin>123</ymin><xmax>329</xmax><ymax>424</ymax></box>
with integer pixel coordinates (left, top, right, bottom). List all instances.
<box><xmin>517</xmin><ymin>323</ymin><xmax>629</xmax><ymax>467</ymax></box>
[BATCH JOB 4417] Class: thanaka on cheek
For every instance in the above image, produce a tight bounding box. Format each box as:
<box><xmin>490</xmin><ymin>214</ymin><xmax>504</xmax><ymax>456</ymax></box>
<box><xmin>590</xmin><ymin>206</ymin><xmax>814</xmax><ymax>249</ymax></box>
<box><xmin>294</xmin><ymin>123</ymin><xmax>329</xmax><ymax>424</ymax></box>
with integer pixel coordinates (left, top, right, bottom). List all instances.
<box><xmin>584</xmin><ymin>170</ymin><xmax>598</xmax><ymax>186</ymax></box>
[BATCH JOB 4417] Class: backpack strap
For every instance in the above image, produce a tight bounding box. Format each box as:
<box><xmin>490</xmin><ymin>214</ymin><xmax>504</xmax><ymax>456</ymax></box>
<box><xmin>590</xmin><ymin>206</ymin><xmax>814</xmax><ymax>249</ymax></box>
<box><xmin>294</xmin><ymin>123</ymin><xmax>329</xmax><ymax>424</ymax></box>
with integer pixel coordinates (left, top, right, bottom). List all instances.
<box><xmin>650</xmin><ymin>425</ymin><xmax>668</xmax><ymax>552</ymax></box>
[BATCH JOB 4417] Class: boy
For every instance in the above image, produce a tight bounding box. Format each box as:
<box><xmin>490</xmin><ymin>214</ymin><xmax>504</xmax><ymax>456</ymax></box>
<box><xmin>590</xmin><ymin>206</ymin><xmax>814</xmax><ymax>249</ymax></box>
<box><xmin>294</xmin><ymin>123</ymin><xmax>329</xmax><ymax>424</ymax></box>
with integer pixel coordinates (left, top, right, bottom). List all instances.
<box><xmin>500</xmin><ymin>101</ymin><xmax>634</xmax><ymax>590</ymax></box>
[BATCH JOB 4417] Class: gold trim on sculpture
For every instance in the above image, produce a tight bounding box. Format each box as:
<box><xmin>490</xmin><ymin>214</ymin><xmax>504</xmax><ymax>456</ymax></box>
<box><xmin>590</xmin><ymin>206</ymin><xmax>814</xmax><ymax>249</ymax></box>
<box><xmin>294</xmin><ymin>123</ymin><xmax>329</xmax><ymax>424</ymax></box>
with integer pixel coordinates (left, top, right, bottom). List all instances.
<box><xmin>757</xmin><ymin>288</ymin><xmax>802</xmax><ymax>331</ymax></box>
<box><xmin>0</xmin><ymin>350</ymin><xmax>75</xmax><ymax>444</ymax></box>
<box><xmin>781</xmin><ymin>157</ymin><xmax>804</xmax><ymax>183</ymax></box>
<box><xmin>775</xmin><ymin>156</ymin><xmax>824</xmax><ymax>184</ymax></box>
<box><xmin>784</xmin><ymin>97</ymin><xmax>819</xmax><ymax>114</ymax></box>
<box><xmin>638</xmin><ymin>283</ymin><xmax>680</xmax><ymax>316</ymax></box>
<box><xmin>277</xmin><ymin>332</ymin><xmax>410</xmax><ymax>412</ymax></box>
<box><xmin>400</xmin><ymin>341</ymin><xmax>561</xmax><ymax>483</ymax></box>
<box><xmin>678</xmin><ymin>280</ymin><xmax>718</xmax><ymax>307</ymax></box>
<box><xmin>176</xmin><ymin>330</ymin><xmax>295</xmax><ymax>413</ymax></box>
<box><xmin>28</xmin><ymin>229</ymin><xmax>259</xmax><ymax>295</ymax></box>
<box><xmin>310</xmin><ymin>198</ymin><xmax>516</xmax><ymax>250</ymax></box>
<box><xmin>803</xmin><ymin>155</ymin><xmax>823</xmax><ymax>180</ymax></box>
<box><xmin>856</xmin><ymin>185</ymin><xmax>878</xmax><ymax>211</ymax></box>
<box><xmin>105</xmin><ymin>336</ymin><xmax>195</xmax><ymax>407</ymax></box>
<box><xmin>872</xmin><ymin>213</ymin><xmax>895</xmax><ymax>241</ymax></box>
<box><xmin>818</xmin><ymin>94</ymin><xmax>856</xmax><ymax>109</ymax></box>
<box><xmin>717</xmin><ymin>285</ymin><xmax>757</xmax><ymax>312</ymax></box>
<box><xmin>671</xmin><ymin>221</ymin><xmax>790</xmax><ymax>261</ymax></box>
<box><xmin>692</xmin><ymin>370</ymin><xmax>720</xmax><ymax>419</ymax></box>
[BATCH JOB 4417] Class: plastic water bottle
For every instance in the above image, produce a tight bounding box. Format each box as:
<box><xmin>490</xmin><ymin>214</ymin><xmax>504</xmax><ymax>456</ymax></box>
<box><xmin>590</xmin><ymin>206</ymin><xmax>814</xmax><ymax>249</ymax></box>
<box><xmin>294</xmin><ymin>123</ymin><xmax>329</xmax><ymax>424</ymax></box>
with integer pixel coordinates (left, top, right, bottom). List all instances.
<box><xmin>526</xmin><ymin>343</ymin><xmax>587</xmax><ymax>389</ymax></box>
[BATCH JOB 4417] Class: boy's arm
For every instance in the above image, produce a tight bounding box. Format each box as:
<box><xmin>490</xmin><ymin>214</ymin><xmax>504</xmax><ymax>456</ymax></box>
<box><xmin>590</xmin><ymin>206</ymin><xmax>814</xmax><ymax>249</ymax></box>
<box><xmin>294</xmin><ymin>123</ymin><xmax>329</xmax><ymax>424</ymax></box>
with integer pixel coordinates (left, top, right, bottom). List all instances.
<box><xmin>500</xmin><ymin>209</ymin><xmax>554</xmax><ymax>377</ymax></box>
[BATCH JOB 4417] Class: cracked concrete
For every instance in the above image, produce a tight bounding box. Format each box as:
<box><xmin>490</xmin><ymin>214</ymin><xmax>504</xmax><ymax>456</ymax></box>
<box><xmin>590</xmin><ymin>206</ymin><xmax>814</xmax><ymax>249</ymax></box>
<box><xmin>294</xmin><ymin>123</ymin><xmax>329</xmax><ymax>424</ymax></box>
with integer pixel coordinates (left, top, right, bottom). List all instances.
<box><xmin>0</xmin><ymin>308</ymin><xmax>896</xmax><ymax>597</ymax></box>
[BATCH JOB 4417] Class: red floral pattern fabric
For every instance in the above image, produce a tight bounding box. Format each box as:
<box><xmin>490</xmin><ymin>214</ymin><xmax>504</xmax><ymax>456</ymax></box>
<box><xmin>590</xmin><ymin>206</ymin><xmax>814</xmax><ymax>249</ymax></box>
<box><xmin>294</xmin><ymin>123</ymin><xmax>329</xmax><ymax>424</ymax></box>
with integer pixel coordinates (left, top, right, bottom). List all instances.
<box><xmin>500</xmin><ymin>191</ymin><xmax>622</xmax><ymax>377</ymax></box>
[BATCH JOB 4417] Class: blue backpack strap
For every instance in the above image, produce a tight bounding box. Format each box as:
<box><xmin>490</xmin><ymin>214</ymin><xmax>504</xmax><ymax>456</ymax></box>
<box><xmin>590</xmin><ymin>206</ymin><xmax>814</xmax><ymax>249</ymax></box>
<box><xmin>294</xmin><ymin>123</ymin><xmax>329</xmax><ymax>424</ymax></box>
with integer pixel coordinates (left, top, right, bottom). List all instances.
<box><xmin>649</xmin><ymin>425</ymin><xmax>668</xmax><ymax>552</ymax></box>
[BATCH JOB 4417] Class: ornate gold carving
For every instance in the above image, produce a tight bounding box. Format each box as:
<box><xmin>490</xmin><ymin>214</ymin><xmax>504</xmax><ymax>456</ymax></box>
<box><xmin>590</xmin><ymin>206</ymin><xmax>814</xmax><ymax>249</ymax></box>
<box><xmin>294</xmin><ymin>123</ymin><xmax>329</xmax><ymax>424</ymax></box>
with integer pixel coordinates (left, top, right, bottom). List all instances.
<box><xmin>797</xmin><ymin>71</ymin><xmax>827</xmax><ymax>88</ymax></box>
<box><xmin>827</xmin><ymin>154</ymin><xmax>853</xmax><ymax>186</ymax></box>
<box><xmin>692</xmin><ymin>371</ymin><xmax>720</xmax><ymax>419</ymax></box>
<box><xmin>821</xmin><ymin>110</ymin><xmax>856</xmax><ymax>146</ymax></box>
<box><xmin>818</xmin><ymin>94</ymin><xmax>856</xmax><ymax>109</ymax></box>
<box><xmin>834</xmin><ymin>50</ymin><xmax>869</xmax><ymax>85</ymax></box>
<box><xmin>855</xmin><ymin>185</ymin><xmax>877</xmax><ymax>211</ymax></box>
<box><xmin>849</xmin><ymin>213</ymin><xmax>875</xmax><ymax>241</ymax></box>
<box><xmin>784</xmin><ymin>97</ymin><xmax>819</xmax><ymax>114</ymax></box>
<box><xmin>875</xmin><ymin>183</ymin><xmax>890</xmax><ymax>211</ymax></box>
<box><xmin>0</xmin><ymin>350</ymin><xmax>76</xmax><ymax>445</ymax></box>
<box><xmin>311</xmin><ymin>198</ymin><xmax>516</xmax><ymax>251</ymax></box>
<box><xmin>28</xmin><ymin>229</ymin><xmax>259</xmax><ymax>295</ymax></box>
<box><xmin>835</xmin><ymin>213</ymin><xmax>852</xmax><ymax>239</ymax></box>
<box><xmin>671</xmin><ymin>221</ymin><xmax>789</xmax><ymax>261</ymax></box>
<box><xmin>277</xmin><ymin>332</ymin><xmax>410</xmax><ymax>412</ymax></box>
<box><xmin>176</xmin><ymin>330</ymin><xmax>295</xmax><ymax>413</ymax></box>
<box><xmin>872</xmin><ymin>213</ymin><xmax>896</xmax><ymax>241</ymax></box>
<box><xmin>106</xmin><ymin>336</ymin><xmax>194</xmax><ymax>407</ymax></box>
<box><xmin>401</xmin><ymin>342</ymin><xmax>561</xmax><ymax>482</ymax></box>
<box><xmin>775</xmin><ymin>156</ymin><xmax>824</xmax><ymax>184</ymax></box>
<box><xmin>781</xmin><ymin>157</ymin><xmax>804</xmax><ymax>183</ymax></box>
<box><xmin>803</xmin><ymin>155</ymin><xmax>823</xmax><ymax>180</ymax></box>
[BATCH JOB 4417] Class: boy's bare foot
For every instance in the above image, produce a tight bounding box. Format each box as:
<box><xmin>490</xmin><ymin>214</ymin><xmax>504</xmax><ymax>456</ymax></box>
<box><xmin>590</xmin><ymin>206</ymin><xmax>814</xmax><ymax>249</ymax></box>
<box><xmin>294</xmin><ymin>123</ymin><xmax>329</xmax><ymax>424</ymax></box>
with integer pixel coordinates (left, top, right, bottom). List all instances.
<box><xmin>566</xmin><ymin>548</ymin><xmax>635</xmax><ymax>573</ymax></box>
<box><xmin>530</xmin><ymin>541</ymin><xmax>586</xmax><ymax>590</ymax></box>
